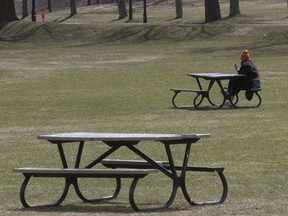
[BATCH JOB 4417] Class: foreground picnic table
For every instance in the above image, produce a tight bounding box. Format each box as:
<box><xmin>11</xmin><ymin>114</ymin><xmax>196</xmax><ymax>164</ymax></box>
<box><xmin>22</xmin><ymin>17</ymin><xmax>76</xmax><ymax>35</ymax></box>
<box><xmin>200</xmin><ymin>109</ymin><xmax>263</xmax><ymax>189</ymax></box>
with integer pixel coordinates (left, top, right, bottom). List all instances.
<box><xmin>171</xmin><ymin>73</ymin><xmax>261</xmax><ymax>109</ymax></box>
<box><xmin>14</xmin><ymin>132</ymin><xmax>228</xmax><ymax>211</ymax></box>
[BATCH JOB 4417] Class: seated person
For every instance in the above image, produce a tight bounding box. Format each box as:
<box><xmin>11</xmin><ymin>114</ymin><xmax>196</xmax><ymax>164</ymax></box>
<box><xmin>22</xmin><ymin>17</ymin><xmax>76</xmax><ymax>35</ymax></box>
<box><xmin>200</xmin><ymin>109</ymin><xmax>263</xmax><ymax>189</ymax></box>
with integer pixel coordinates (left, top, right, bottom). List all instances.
<box><xmin>228</xmin><ymin>49</ymin><xmax>260</xmax><ymax>100</ymax></box>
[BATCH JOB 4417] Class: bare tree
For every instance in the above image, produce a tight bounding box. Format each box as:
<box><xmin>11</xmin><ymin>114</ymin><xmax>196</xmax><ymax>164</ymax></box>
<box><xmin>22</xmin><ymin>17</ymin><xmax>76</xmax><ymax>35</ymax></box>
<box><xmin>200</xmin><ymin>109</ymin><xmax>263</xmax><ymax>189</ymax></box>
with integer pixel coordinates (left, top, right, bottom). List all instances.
<box><xmin>0</xmin><ymin>0</ymin><xmax>18</xmax><ymax>23</ymax></box>
<box><xmin>229</xmin><ymin>0</ymin><xmax>240</xmax><ymax>17</ymax></box>
<box><xmin>175</xmin><ymin>0</ymin><xmax>183</xmax><ymax>18</ymax></box>
<box><xmin>204</xmin><ymin>0</ymin><xmax>221</xmax><ymax>23</ymax></box>
<box><xmin>22</xmin><ymin>0</ymin><xmax>28</xmax><ymax>19</ymax></box>
<box><xmin>70</xmin><ymin>0</ymin><xmax>77</xmax><ymax>16</ymax></box>
<box><xmin>117</xmin><ymin>0</ymin><xmax>127</xmax><ymax>19</ymax></box>
<box><xmin>48</xmin><ymin>0</ymin><xmax>52</xmax><ymax>12</ymax></box>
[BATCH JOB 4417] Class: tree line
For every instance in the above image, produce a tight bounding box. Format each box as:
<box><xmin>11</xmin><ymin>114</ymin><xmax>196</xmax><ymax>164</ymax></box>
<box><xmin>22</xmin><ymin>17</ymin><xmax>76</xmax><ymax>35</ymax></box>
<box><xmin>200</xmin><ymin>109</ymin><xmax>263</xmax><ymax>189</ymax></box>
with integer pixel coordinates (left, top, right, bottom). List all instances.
<box><xmin>0</xmin><ymin>0</ymin><xmax>241</xmax><ymax>24</ymax></box>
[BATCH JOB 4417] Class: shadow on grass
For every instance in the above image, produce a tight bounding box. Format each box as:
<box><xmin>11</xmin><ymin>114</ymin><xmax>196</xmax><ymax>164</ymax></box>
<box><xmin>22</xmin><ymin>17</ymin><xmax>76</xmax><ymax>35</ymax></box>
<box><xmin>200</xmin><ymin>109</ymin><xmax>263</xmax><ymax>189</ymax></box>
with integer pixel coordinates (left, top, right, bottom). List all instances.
<box><xmin>54</xmin><ymin>15</ymin><xmax>74</xmax><ymax>22</ymax></box>
<box><xmin>11</xmin><ymin>203</ymin><xmax>182</xmax><ymax>214</ymax></box>
<box><xmin>168</xmin><ymin>106</ymin><xmax>260</xmax><ymax>111</ymax></box>
<box><xmin>0</xmin><ymin>21</ymin><xmax>48</xmax><ymax>41</ymax></box>
<box><xmin>0</xmin><ymin>22</ymin><xmax>8</xmax><ymax>32</ymax></box>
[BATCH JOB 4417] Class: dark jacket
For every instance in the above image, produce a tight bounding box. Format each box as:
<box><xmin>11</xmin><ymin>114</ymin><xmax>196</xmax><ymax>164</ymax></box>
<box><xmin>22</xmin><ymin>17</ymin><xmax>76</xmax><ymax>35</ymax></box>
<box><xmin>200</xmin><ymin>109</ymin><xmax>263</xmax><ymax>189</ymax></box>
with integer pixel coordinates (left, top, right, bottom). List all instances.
<box><xmin>239</xmin><ymin>60</ymin><xmax>259</xmax><ymax>80</ymax></box>
<box><xmin>229</xmin><ymin>59</ymin><xmax>260</xmax><ymax>98</ymax></box>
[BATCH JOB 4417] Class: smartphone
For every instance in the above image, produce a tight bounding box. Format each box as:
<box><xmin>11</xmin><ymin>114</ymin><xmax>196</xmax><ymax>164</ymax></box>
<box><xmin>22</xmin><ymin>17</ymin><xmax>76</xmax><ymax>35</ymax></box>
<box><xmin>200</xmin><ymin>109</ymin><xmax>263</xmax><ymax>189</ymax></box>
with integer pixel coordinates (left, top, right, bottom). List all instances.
<box><xmin>234</xmin><ymin>64</ymin><xmax>238</xmax><ymax>72</ymax></box>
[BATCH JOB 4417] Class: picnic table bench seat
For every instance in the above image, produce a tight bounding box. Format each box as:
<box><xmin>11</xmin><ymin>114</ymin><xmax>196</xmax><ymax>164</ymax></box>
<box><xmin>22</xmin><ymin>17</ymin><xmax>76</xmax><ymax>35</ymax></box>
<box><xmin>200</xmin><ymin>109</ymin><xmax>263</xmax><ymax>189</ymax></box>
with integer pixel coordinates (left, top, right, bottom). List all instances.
<box><xmin>13</xmin><ymin>167</ymin><xmax>157</xmax><ymax>178</ymax></box>
<box><xmin>13</xmin><ymin>167</ymin><xmax>158</xmax><ymax>209</ymax></box>
<box><xmin>171</xmin><ymin>87</ymin><xmax>262</xmax><ymax>109</ymax></box>
<box><xmin>170</xmin><ymin>88</ymin><xmax>209</xmax><ymax>94</ymax></box>
<box><xmin>100</xmin><ymin>159</ymin><xmax>225</xmax><ymax>176</ymax></box>
<box><xmin>170</xmin><ymin>88</ymin><xmax>209</xmax><ymax>108</ymax></box>
<box><xmin>101</xmin><ymin>159</ymin><xmax>169</xmax><ymax>169</ymax></box>
<box><xmin>100</xmin><ymin>159</ymin><xmax>227</xmax><ymax>205</ymax></box>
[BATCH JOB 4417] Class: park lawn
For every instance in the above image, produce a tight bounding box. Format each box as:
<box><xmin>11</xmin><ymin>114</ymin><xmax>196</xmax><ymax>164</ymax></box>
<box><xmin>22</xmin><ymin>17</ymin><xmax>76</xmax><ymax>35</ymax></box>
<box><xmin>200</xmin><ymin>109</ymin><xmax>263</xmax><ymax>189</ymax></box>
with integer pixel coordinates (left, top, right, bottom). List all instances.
<box><xmin>0</xmin><ymin>0</ymin><xmax>288</xmax><ymax>215</ymax></box>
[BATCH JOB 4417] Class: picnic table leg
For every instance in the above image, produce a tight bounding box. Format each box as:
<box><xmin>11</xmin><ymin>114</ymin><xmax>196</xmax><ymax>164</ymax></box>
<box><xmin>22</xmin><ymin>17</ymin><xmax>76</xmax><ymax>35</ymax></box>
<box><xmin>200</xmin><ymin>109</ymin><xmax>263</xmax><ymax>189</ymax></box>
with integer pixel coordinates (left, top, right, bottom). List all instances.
<box><xmin>193</xmin><ymin>93</ymin><xmax>205</xmax><ymax>109</ymax></box>
<box><xmin>129</xmin><ymin>176</ymin><xmax>177</xmax><ymax>211</ymax></box>
<box><xmin>206</xmin><ymin>80</ymin><xmax>220</xmax><ymax>106</ymax></box>
<box><xmin>254</xmin><ymin>91</ymin><xmax>262</xmax><ymax>107</ymax></box>
<box><xmin>131</xmin><ymin>143</ymin><xmax>194</xmax><ymax>210</ymax></box>
<box><xmin>231</xmin><ymin>90</ymin><xmax>262</xmax><ymax>108</ymax></box>
<box><xmin>194</xmin><ymin>80</ymin><xmax>220</xmax><ymax>108</ymax></box>
<box><xmin>19</xmin><ymin>174</ymin><xmax>70</xmax><ymax>208</ymax></box>
<box><xmin>193</xmin><ymin>77</ymin><xmax>206</xmax><ymax>108</ymax></box>
<box><xmin>171</xmin><ymin>90</ymin><xmax>180</xmax><ymax>108</ymax></box>
<box><xmin>215</xmin><ymin>80</ymin><xmax>230</xmax><ymax>107</ymax></box>
<box><xmin>126</xmin><ymin>145</ymin><xmax>176</xmax><ymax>210</ymax></box>
<box><xmin>164</xmin><ymin>142</ymin><xmax>228</xmax><ymax>206</ymax></box>
<box><xmin>180</xmin><ymin>168</ymin><xmax>228</xmax><ymax>205</ymax></box>
<box><xmin>55</xmin><ymin>141</ymin><xmax>123</xmax><ymax>203</ymax></box>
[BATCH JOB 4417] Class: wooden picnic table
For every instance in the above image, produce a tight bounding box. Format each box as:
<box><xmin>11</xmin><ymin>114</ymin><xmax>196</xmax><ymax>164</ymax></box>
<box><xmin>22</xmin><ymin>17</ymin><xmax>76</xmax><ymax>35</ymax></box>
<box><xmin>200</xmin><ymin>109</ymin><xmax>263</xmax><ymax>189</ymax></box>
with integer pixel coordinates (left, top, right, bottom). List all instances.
<box><xmin>14</xmin><ymin>132</ymin><xmax>228</xmax><ymax>211</ymax></box>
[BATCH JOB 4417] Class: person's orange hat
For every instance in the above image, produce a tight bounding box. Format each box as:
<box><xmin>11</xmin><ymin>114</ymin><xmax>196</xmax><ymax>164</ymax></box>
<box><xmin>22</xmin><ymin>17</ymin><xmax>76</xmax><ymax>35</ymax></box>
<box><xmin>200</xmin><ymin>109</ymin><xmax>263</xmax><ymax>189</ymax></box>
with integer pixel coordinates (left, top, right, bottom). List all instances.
<box><xmin>240</xmin><ymin>49</ymin><xmax>250</xmax><ymax>61</ymax></box>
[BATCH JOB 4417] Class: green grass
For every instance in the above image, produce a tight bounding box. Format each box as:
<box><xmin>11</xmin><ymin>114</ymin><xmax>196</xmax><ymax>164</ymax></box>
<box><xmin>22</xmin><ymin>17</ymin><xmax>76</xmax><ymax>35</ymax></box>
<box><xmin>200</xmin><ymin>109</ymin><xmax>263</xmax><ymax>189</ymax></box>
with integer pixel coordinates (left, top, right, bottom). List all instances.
<box><xmin>1</xmin><ymin>0</ymin><xmax>288</xmax><ymax>215</ymax></box>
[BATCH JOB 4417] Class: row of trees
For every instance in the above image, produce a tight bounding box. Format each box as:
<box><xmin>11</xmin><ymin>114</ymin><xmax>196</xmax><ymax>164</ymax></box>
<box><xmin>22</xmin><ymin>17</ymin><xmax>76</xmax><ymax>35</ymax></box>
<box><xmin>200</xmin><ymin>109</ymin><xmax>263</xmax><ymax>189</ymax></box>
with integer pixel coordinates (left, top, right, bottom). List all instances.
<box><xmin>1</xmin><ymin>0</ymin><xmax>240</xmax><ymax>24</ymax></box>
<box><xmin>118</xmin><ymin>0</ymin><xmax>240</xmax><ymax>22</ymax></box>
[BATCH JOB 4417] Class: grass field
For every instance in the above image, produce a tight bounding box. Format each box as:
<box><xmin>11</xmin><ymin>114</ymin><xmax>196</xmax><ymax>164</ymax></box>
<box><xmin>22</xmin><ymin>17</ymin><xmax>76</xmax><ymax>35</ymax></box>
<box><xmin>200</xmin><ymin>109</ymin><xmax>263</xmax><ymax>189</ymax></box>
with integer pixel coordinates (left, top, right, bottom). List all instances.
<box><xmin>0</xmin><ymin>0</ymin><xmax>288</xmax><ymax>215</ymax></box>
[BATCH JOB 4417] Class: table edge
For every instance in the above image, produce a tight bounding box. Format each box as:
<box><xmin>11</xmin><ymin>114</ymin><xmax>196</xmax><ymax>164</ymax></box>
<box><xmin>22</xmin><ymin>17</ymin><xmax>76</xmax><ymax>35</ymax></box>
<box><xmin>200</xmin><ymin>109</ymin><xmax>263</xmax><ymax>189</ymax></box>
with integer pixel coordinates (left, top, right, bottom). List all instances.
<box><xmin>187</xmin><ymin>72</ymin><xmax>245</xmax><ymax>78</ymax></box>
<box><xmin>37</xmin><ymin>132</ymin><xmax>210</xmax><ymax>142</ymax></box>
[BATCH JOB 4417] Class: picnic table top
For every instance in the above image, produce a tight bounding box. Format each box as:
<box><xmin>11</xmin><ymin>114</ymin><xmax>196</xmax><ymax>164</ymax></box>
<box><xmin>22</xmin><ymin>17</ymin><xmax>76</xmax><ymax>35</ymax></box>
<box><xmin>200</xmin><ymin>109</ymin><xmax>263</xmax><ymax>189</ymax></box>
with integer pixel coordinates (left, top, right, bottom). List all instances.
<box><xmin>187</xmin><ymin>72</ymin><xmax>245</xmax><ymax>79</ymax></box>
<box><xmin>38</xmin><ymin>132</ymin><xmax>210</xmax><ymax>142</ymax></box>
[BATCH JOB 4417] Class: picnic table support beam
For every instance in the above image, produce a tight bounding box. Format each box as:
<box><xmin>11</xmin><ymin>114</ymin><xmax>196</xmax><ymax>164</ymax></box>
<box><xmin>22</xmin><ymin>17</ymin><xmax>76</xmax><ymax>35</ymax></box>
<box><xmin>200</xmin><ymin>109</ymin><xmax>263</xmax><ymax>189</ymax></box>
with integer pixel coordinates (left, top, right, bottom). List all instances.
<box><xmin>126</xmin><ymin>145</ymin><xmax>173</xmax><ymax>179</ymax></box>
<box><xmin>75</xmin><ymin>141</ymin><xmax>84</xmax><ymax>168</ymax></box>
<box><xmin>85</xmin><ymin>145</ymin><xmax>121</xmax><ymax>168</ymax></box>
<box><xmin>57</xmin><ymin>142</ymin><xmax>68</xmax><ymax>168</ymax></box>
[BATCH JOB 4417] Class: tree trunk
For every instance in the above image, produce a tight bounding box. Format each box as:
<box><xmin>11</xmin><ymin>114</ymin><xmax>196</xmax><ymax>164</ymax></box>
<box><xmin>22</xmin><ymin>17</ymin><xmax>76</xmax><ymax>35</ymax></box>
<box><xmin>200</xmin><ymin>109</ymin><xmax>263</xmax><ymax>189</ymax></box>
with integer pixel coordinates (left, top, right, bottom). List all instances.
<box><xmin>175</xmin><ymin>0</ymin><xmax>183</xmax><ymax>19</ymax></box>
<box><xmin>0</xmin><ymin>0</ymin><xmax>18</xmax><ymax>23</ymax></box>
<box><xmin>128</xmin><ymin>0</ymin><xmax>132</xmax><ymax>20</ymax></box>
<box><xmin>48</xmin><ymin>0</ymin><xmax>52</xmax><ymax>12</ymax></box>
<box><xmin>22</xmin><ymin>0</ymin><xmax>28</xmax><ymax>19</ymax></box>
<box><xmin>117</xmin><ymin>0</ymin><xmax>127</xmax><ymax>19</ymax></box>
<box><xmin>229</xmin><ymin>0</ymin><xmax>240</xmax><ymax>17</ymax></box>
<box><xmin>204</xmin><ymin>0</ymin><xmax>221</xmax><ymax>23</ymax></box>
<box><xmin>70</xmin><ymin>0</ymin><xmax>77</xmax><ymax>16</ymax></box>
